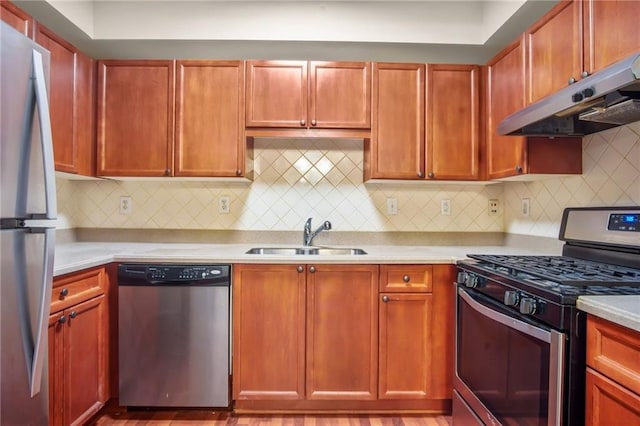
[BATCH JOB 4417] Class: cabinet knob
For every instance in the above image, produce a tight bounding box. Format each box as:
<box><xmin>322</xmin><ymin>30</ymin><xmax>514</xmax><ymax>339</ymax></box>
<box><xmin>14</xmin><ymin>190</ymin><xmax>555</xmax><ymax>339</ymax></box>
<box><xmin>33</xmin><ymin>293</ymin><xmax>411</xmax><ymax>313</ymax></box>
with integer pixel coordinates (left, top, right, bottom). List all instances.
<box><xmin>311</xmin><ymin>119</ymin><xmax>317</xmax><ymax>126</ymax></box>
<box><xmin>297</xmin><ymin>265</ymin><xmax>304</xmax><ymax>273</ymax></box>
<box><xmin>581</xmin><ymin>71</ymin><xmax>590</xmax><ymax>79</ymax></box>
<box><xmin>417</xmin><ymin>171</ymin><xmax>424</xmax><ymax>178</ymax></box>
<box><xmin>300</xmin><ymin>119</ymin><xmax>306</xmax><ymax>126</ymax></box>
<box><xmin>58</xmin><ymin>315</ymin><xmax>67</xmax><ymax>324</ymax></box>
<box><xmin>309</xmin><ymin>266</ymin><xmax>316</xmax><ymax>273</ymax></box>
<box><xmin>382</xmin><ymin>295</ymin><xmax>389</xmax><ymax>303</ymax></box>
<box><xmin>403</xmin><ymin>275</ymin><xmax>410</xmax><ymax>283</ymax></box>
<box><xmin>515</xmin><ymin>165</ymin><xmax>523</xmax><ymax>173</ymax></box>
<box><xmin>69</xmin><ymin>311</ymin><xmax>77</xmax><ymax>319</ymax></box>
<box><xmin>568</xmin><ymin>77</ymin><xmax>576</xmax><ymax>85</ymax></box>
<box><xmin>60</xmin><ymin>288</ymin><xmax>69</xmax><ymax>297</ymax></box>
<box><xmin>164</xmin><ymin>168</ymin><xmax>171</xmax><ymax>176</ymax></box>
<box><xmin>235</xmin><ymin>169</ymin><xmax>242</xmax><ymax>176</ymax></box>
<box><xmin>427</xmin><ymin>172</ymin><xmax>434</xmax><ymax>179</ymax></box>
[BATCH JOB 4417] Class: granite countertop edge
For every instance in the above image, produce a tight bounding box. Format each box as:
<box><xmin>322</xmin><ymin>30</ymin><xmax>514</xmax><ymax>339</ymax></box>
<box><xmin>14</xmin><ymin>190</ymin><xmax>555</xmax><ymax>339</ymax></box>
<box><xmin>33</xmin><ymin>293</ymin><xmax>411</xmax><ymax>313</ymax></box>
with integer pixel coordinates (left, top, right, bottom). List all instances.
<box><xmin>577</xmin><ymin>296</ymin><xmax>640</xmax><ymax>333</ymax></box>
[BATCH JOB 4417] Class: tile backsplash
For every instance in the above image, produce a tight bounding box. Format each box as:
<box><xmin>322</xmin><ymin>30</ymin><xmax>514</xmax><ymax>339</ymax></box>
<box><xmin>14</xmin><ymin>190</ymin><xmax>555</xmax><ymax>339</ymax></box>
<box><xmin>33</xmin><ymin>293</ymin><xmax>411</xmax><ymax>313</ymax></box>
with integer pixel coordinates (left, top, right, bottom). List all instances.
<box><xmin>56</xmin><ymin>122</ymin><xmax>640</xmax><ymax>237</ymax></box>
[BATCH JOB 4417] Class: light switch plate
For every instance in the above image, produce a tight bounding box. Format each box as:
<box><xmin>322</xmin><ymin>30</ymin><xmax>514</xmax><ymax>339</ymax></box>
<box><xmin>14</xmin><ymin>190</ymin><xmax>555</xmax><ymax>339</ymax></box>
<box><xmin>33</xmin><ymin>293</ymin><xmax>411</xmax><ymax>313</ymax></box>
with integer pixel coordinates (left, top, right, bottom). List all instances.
<box><xmin>386</xmin><ymin>198</ymin><xmax>398</xmax><ymax>215</ymax></box>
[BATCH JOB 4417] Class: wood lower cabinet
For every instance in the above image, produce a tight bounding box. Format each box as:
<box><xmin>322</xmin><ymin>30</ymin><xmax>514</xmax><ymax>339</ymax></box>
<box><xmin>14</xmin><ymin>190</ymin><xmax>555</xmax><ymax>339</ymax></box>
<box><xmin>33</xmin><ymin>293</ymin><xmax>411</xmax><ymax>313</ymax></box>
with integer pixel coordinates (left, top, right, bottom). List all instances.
<box><xmin>586</xmin><ymin>315</ymin><xmax>640</xmax><ymax>425</ymax></box>
<box><xmin>306</xmin><ymin>265</ymin><xmax>379</xmax><ymax>400</ymax></box>
<box><xmin>35</xmin><ymin>23</ymin><xmax>95</xmax><ymax>176</ymax></box>
<box><xmin>245</xmin><ymin>60</ymin><xmax>371</xmax><ymax>131</ymax></box>
<box><xmin>49</xmin><ymin>267</ymin><xmax>108</xmax><ymax>426</ymax></box>
<box><xmin>378</xmin><ymin>265</ymin><xmax>455</xmax><ymax>401</ymax></box>
<box><xmin>233</xmin><ymin>263</ymin><xmax>454</xmax><ymax>412</ymax></box>
<box><xmin>97</xmin><ymin>60</ymin><xmax>175</xmax><ymax>177</ymax></box>
<box><xmin>232</xmin><ymin>264</ymin><xmax>306</xmax><ymax>400</ymax></box>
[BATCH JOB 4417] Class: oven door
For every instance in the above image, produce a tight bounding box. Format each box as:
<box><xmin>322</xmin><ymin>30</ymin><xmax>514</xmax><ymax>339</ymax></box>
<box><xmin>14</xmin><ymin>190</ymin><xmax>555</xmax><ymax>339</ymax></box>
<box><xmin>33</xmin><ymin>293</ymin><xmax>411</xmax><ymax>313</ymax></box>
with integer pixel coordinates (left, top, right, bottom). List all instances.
<box><xmin>454</xmin><ymin>286</ymin><xmax>566</xmax><ymax>426</ymax></box>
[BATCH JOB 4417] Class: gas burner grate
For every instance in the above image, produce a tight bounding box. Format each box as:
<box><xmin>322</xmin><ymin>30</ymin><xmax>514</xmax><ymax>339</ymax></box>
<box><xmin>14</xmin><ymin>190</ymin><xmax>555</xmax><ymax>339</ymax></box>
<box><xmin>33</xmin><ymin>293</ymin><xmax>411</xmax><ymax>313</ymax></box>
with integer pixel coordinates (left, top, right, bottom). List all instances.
<box><xmin>468</xmin><ymin>255</ymin><xmax>640</xmax><ymax>287</ymax></box>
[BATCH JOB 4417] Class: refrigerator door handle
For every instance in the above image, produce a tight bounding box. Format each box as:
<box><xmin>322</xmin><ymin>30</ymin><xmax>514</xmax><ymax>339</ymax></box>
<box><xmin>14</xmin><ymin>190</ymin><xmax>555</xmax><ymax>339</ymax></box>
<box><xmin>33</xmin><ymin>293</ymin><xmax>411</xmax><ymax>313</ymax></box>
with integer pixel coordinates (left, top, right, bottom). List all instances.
<box><xmin>32</xmin><ymin>50</ymin><xmax>57</xmax><ymax>220</ymax></box>
<box><xmin>28</xmin><ymin>227</ymin><xmax>55</xmax><ymax>397</ymax></box>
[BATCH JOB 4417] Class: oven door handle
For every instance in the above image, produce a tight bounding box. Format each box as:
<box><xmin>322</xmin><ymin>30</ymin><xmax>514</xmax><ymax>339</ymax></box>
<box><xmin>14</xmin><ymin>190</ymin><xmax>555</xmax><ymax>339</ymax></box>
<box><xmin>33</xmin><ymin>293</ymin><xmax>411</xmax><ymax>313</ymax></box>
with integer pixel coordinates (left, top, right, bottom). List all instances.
<box><xmin>458</xmin><ymin>287</ymin><xmax>551</xmax><ymax>343</ymax></box>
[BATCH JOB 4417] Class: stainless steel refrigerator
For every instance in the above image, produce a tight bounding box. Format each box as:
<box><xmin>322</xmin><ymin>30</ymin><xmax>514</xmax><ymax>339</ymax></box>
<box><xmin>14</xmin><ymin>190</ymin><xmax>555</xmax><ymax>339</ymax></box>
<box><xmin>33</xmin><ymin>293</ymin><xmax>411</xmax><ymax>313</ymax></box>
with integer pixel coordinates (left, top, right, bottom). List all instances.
<box><xmin>1</xmin><ymin>21</ymin><xmax>57</xmax><ymax>425</ymax></box>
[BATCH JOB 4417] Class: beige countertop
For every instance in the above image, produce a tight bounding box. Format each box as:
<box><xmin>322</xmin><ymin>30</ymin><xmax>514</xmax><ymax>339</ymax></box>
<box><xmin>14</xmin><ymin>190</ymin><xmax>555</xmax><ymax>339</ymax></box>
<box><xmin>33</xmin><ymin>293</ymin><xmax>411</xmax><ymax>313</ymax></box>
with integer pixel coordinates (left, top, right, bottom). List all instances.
<box><xmin>577</xmin><ymin>296</ymin><xmax>640</xmax><ymax>333</ymax></box>
<box><xmin>53</xmin><ymin>241</ymin><xmax>551</xmax><ymax>277</ymax></box>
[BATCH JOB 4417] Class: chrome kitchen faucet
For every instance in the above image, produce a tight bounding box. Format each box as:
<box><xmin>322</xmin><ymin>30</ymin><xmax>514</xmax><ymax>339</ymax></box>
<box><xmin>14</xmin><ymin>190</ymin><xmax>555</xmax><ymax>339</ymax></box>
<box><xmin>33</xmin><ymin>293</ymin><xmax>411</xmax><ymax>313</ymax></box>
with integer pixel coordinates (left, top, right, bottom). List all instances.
<box><xmin>303</xmin><ymin>218</ymin><xmax>332</xmax><ymax>246</ymax></box>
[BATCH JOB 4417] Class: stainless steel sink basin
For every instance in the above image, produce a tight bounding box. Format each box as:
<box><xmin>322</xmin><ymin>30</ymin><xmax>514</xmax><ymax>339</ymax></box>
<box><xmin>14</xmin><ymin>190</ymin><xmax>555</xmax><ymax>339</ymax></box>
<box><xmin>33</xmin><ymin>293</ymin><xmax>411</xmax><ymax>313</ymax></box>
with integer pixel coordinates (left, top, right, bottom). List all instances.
<box><xmin>245</xmin><ymin>247</ymin><xmax>367</xmax><ymax>256</ymax></box>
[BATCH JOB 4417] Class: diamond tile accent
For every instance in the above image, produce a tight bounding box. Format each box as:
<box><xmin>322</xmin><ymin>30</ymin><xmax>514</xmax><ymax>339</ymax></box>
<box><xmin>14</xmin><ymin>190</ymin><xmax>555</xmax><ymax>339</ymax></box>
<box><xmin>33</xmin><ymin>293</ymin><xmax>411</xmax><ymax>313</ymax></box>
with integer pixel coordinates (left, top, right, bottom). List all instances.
<box><xmin>55</xmin><ymin>123</ymin><xmax>640</xmax><ymax>235</ymax></box>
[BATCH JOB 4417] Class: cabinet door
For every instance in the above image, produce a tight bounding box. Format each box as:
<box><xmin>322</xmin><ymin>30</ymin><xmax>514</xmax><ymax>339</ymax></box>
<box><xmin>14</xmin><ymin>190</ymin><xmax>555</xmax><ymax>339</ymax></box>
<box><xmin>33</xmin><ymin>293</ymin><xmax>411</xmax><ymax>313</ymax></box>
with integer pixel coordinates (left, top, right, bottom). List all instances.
<box><xmin>584</xmin><ymin>0</ymin><xmax>640</xmax><ymax>75</ymax></box>
<box><xmin>379</xmin><ymin>293</ymin><xmax>432</xmax><ymax>399</ymax></box>
<box><xmin>97</xmin><ymin>60</ymin><xmax>174</xmax><ymax>176</ymax></box>
<box><xmin>245</xmin><ymin>61</ymin><xmax>307</xmax><ymax>128</ymax></box>
<box><xmin>35</xmin><ymin>25</ymin><xmax>76</xmax><ymax>173</ymax></box>
<box><xmin>586</xmin><ymin>368</ymin><xmax>640</xmax><ymax>426</ymax></box>
<box><xmin>309</xmin><ymin>61</ymin><xmax>371</xmax><ymax>129</ymax></box>
<box><xmin>233</xmin><ymin>264</ymin><xmax>306</xmax><ymax>400</ymax></box>
<box><xmin>175</xmin><ymin>60</ymin><xmax>245</xmax><ymax>177</ymax></box>
<box><xmin>64</xmin><ymin>295</ymin><xmax>107</xmax><ymax>426</ymax></box>
<box><xmin>485</xmin><ymin>35</ymin><xmax>528</xmax><ymax>179</ymax></box>
<box><xmin>1</xmin><ymin>1</ymin><xmax>33</xmax><ymax>37</ymax></box>
<box><xmin>368</xmin><ymin>63</ymin><xmax>425</xmax><ymax>180</ymax></box>
<box><xmin>73</xmin><ymin>51</ymin><xmax>96</xmax><ymax>176</ymax></box>
<box><xmin>48</xmin><ymin>313</ymin><xmax>64</xmax><ymax>426</ymax></box>
<box><xmin>306</xmin><ymin>264</ymin><xmax>378</xmax><ymax>400</ymax></box>
<box><xmin>426</xmin><ymin>64</ymin><xmax>480</xmax><ymax>180</ymax></box>
<box><xmin>526</xmin><ymin>0</ymin><xmax>582</xmax><ymax>104</ymax></box>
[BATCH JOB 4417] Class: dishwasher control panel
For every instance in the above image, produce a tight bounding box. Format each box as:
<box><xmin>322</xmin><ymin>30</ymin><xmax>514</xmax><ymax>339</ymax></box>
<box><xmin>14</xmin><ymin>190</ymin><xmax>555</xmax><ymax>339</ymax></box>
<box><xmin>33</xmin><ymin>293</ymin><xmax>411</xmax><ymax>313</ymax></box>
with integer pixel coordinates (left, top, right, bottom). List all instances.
<box><xmin>118</xmin><ymin>264</ymin><xmax>231</xmax><ymax>286</ymax></box>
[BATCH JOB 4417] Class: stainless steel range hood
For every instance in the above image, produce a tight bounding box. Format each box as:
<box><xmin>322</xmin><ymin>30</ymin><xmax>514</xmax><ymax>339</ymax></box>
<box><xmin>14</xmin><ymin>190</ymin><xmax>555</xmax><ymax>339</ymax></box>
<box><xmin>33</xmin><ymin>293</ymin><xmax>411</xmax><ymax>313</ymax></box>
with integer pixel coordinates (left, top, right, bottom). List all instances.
<box><xmin>499</xmin><ymin>51</ymin><xmax>640</xmax><ymax>136</ymax></box>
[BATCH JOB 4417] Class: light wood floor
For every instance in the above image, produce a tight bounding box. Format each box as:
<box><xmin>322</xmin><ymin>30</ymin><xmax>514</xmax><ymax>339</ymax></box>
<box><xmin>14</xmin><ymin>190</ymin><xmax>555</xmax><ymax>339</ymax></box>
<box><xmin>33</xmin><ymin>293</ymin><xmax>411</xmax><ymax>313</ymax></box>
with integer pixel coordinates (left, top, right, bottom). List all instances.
<box><xmin>90</xmin><ymin>407</ymin><xmax>452</xmax><ymax>425</ymax></box>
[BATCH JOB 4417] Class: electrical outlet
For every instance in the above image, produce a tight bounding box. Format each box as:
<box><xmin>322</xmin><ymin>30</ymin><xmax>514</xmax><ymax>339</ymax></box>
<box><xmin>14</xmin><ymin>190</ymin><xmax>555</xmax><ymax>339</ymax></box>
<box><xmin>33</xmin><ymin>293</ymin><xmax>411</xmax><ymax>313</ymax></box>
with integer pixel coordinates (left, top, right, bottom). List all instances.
<box><xmin>441</xmin><ymin>199</ymin><xmax>451</xmax><ymax>216</ymax></box>
<box><xmin>119</xmin><ymin>196</ymin><xmax>132</xmax><ymax>215</ymax></box>
<box><xmin>521</xmin><ymin>198</ymin><xmax>531</xmax><ymax>217</ymax></box>
<box><xmin>218</xmin><ymin>196</ymin><xmax>230</xmax><ymax>214</ymax></box>
<box><xmin>386</xmin><ymin>198</ymin><xmax>398</xmax><ymax>215</ymax></box>
<box><xmin>488</xmin><ymin>199</ymin><xmax>500</xmax><ymax>216</ymax></box>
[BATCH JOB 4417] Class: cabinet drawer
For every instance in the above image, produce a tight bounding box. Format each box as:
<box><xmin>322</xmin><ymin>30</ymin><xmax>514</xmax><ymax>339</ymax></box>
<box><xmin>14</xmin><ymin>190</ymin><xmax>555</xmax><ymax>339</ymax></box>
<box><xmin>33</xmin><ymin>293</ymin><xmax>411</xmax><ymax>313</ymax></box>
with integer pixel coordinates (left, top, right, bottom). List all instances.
<box><xmin>586</xmin><ymin>368</ymin><xmax>640</xmax><ymax>426</ymax></box>
<box><xmin>51</xmin><ymin>267</ymin><xmax>105</xmax><ymax>313</ymax></box>
<box><xmin>587</xmin><ymin>315</ymin><xmax>640</xmax><ymax>396</ymax></box>
<box><xmin>379</xmin><ymin>265</ymin><xmax>432</xmax><ymax>292</ymax></box>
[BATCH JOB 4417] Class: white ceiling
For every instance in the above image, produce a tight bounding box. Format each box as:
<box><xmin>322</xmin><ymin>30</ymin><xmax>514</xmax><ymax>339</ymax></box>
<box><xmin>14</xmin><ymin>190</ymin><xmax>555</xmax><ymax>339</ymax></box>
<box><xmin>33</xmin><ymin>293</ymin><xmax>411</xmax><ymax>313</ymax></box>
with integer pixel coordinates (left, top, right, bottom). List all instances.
<box><xmin>15</xmin><ymin>0</ymin><xmax>560</xmax><ymax>62</ymax></box>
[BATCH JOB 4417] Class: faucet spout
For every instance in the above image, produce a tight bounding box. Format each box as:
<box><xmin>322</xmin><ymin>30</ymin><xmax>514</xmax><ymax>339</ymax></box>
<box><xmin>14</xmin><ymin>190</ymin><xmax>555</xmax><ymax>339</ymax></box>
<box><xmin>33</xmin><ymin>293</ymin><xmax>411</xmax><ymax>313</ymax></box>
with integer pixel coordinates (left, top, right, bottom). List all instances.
<box><xmin>303</xmin><ymin>218</ymin><xmax>332</xmax><ymax>246</ymax></box>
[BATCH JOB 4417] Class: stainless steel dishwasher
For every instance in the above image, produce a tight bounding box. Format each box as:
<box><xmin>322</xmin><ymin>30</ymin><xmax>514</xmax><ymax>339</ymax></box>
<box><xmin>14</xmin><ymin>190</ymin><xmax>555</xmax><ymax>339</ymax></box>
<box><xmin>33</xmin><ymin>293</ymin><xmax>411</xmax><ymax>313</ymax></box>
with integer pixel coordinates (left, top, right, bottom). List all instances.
<box><xmin>118</xmin><ymin>263</ymin><xmax>230</xmax><ymax>407</ymax></box>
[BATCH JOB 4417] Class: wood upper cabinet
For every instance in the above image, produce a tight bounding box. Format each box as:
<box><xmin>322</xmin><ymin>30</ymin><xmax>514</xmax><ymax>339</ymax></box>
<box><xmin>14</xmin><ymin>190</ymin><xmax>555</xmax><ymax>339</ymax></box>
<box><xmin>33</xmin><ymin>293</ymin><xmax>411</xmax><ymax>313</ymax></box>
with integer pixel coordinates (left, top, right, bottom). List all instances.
<box><xmin>485</xmin><ymin>35</ymin><xmax>528</xmax><ymax>179</ymax></box>
<box><xmin>35</xmin><ymin>24</ymin><xmax>96</xmax><ymax>176</ymax></box>
<box><xmin>378</xmin><ymin>265</ymin><xmax>455</xmax><ymax>401</ymax></box>
<box><xmin>97</xmin><ymin>60</ymin><xmax>175</xmax><ymax>177</ymax></box>
<box><xmin>1</xmin><ymin>0</ymin><xmax>33</xmax><ymax>37</ymax></box>
<box><xmin>586</xmin><ymin>315</ymin><xmax>640</xmax><ymax>425</ymax></box>
<box><xmin>232</xmin><ymin>264</ymin><xmax>306</xmax><ymax>400</ymax></box>
<box><xmin>246</xmin><ymin>60</ymin><xmax>371</xmax><ymax>129</ymax></box>
<box><xmin>175</xmin><ymin>60</ymin><xmax>245</xmax><ymax>177</ymax></box>
<box><xmin>526</xmin><ymin>0</ymin><xmax>582</xmax><ymax>104</ymax></box>
<box><xmin>49</xmin><ymin>267</ymin><xmax>107</xmax><ymax>426</ymax></box>
<box><xmin>485</xmin><ymin>36</ymin><xmax>582</xmax><ymax>180</ymax></box>
<box><xmin>525</xmin><ymin>0</ymin><xmax>640</xmax><ymax>105</ymax></box>
<box><xmin>583</xmin><ymin>0</ymin><xmax>640</xmax><ymax>76</ymax></box>
<box><xmin>426</xmin><ymin>64</ymin><xmax>480</xmax><ymax>180</ymax></box>
<box><xmin>367</xmin><ymin>63</ymin><xmax>425</xmax><ymax>180</ymax></box>
<box><xmin>306</xmin><ymin>264</ymin><xmax>379</xmax><ymax>400</ymax></box>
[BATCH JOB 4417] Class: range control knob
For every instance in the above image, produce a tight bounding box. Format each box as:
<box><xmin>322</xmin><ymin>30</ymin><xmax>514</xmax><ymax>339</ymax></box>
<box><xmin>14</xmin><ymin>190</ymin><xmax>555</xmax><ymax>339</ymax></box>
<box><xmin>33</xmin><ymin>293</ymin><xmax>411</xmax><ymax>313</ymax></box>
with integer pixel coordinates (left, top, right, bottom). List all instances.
<box><xmin>456</xmin><ymin>271</ymin><xmax>468</xmax><ymax>285</ymax></box>
<box><xmin>582</xmin><ymin>87</ymin><xmax>595</xmax><ymax>98</ymax></box>
<box><xmin>464</xmin><ymin>273</ymin><xmax>481</xmax><ymax>288</ymax></box>
<box><xmin>519</xmin><ymin>297</ymin><xmax>538</xmax><ymax>315</ymax></box>
<box><xmin>504</xmin><ymin>290</ymin><xmax>520</xmax><ymax>307</ymax></box>
<box><xmin>572</xmin><ymin>92</ymin><xmax>584</xmax><ymax>102</ymax></box>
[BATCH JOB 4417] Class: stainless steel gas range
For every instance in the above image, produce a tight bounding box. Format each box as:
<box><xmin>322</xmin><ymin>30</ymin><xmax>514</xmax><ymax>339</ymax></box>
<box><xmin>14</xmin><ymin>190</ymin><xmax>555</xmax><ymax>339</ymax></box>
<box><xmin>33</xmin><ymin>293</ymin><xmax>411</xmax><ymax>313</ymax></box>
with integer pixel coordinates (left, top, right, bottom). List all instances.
<box><xmin>453</xmin><ymin>207</ymin><xmax>640</xmax><ymax>426</ymax></box>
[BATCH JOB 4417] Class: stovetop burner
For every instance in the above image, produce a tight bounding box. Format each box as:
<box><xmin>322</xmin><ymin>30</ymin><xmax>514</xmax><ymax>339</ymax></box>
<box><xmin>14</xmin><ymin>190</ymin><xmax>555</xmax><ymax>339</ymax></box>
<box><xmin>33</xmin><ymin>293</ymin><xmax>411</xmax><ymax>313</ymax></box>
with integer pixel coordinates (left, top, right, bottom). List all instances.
<box><xmin>468</xmin><ymin>254</ymin><xmax>640</xmax><ymax>287</ymax></box>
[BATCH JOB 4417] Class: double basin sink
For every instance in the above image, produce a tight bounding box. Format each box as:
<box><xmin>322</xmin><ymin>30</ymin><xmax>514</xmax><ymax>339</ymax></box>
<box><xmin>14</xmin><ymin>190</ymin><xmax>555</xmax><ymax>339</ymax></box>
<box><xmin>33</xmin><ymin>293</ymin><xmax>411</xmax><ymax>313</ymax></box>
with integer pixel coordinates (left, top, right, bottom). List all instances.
<box><xmin>246</xmin><ymin>247</ymin><xmax>367</xmax><ymax>256</ymax></box>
